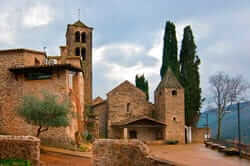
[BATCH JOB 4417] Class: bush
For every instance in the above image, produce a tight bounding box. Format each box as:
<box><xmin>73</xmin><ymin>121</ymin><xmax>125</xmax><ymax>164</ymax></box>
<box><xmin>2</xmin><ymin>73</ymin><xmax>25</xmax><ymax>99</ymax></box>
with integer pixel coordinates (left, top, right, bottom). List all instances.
<box><xmin>165</xmin><ymin>140</ymin><xmax>179</xmax><ymax>145</ymax></box>
<box><xmin>0</xmin><ymin>159</ymin><xmax>31</xmax><ymax>166</ymax></box>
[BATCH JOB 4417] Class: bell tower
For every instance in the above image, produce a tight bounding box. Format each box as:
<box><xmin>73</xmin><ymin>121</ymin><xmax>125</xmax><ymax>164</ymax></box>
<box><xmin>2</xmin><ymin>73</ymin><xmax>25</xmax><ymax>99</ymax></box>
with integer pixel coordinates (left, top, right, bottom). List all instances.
<box><xmin>66</xmin><ymin>20</ymin><xmax>93</xmax><ymax>105</ymax></box>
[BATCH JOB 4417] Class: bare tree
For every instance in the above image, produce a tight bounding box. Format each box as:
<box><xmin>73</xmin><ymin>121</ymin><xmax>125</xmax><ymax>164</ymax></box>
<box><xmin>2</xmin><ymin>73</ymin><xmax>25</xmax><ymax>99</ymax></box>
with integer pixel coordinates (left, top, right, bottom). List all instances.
<box><xmin>209</xmin><ymin>72</ymin><xmax>249</xmax><ymax>139</ymax></box>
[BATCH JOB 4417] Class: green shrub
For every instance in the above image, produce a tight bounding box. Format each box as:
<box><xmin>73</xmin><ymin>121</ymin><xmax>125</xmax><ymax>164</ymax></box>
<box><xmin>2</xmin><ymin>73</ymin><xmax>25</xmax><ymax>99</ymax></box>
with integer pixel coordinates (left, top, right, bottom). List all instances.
<box><xmin>165</xmin><ymin>140</ymin><xmax>179</xmax><ymax>145</ymax></box>
<box><xmin>0</xmin><ymin>159</ymin><xmax>31</xmax><ymax>166</ymax></box>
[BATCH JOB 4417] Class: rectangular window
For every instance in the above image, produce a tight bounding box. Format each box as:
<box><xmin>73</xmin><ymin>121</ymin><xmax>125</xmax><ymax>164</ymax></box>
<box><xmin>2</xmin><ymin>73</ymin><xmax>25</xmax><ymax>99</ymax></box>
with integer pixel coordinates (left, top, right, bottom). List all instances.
<box><xmin>25</xmin><ymin>72</ymin><xmax>52</xmax><ymax>80</ymax></box>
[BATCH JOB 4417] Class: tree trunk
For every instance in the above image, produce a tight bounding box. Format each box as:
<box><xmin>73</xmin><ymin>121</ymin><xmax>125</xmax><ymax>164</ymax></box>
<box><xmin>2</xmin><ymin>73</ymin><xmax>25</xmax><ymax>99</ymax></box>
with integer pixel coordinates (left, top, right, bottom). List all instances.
<box><xmin>37</xmin><ymin>126</ymin><xmax>42</xmax><ymax>137</ymax></box>
<box><xmin>217</xmin><ymin>118</ymin><xmax>222</xmax><ymax>140</ymax></box>
<box><xmin>36</xmin><ymin>126</ymin><xmax>48</xmax><ymax>137</ymax></box>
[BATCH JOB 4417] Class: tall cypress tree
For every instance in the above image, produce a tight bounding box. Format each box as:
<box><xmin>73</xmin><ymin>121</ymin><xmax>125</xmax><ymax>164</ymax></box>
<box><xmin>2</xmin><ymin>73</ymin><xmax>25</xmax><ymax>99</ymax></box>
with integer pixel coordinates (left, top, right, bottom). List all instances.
<box><xmin>179</xmin><ymin>25</ymin><xmax>201</xmax><ymax>126</ymax></box>
<box><xmin>135</xmin><ymin>74</ymin><xmax>149</xmax><ymax>100</ymax></box>
<box><xmin>160</xmin><ymin>21</ymin><xmax>179</xmax><ymax>79</ymax></box>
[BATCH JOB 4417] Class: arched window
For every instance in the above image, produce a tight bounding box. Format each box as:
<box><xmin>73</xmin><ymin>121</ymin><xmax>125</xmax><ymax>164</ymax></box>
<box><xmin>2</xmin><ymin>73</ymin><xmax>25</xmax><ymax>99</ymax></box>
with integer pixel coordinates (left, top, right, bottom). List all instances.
<box><xmin>172</xmin><ymin>90</ymin><xmax>177</xmax><ymax>96</ymax></box>
<box><xmin>81</xmin><ymin>32</ymin><xmax>86</xmax><ymax>43</ymax></box>
<box><xmin>81</xmin><ymin>47</ymin><xmax>86</xmax><ymax>60</ymax></box>
<box><xmin>75</xmin><ymin>31</ymin><xmax>80</xmax><ymax>42</ymax></box>
<box><xmin>75</xmin><ymin>47</ymin><xmax>80</xmax><ymax>56</ymax></box>
<box><xmin>127</xmin><ymin>103</ymin><xmax>130</xmax><ymax>113</ymax></box>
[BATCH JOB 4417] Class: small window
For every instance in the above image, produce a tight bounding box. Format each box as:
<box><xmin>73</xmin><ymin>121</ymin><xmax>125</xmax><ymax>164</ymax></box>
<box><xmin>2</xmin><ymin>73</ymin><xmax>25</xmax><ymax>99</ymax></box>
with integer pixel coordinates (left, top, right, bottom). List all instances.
<box><xmin>173</xmin><ymin>117</ymin><xmax>176</xmax><ymax>121</ymax></box>
<box><xmin>75</xmin><ymin>47</ymin><xmax>80</xmax><ymax>56</ymax></box>
<box><xmin>75</xmin><ymin>31</ymin><xmax>80</xmax><ymax>42</ymax></box>
<box><xmin>127</xmin><ymin>103</ymin><xmax>130</xmax><ymax>113</ymax></box>
<box><xmin>34</xmin><ymin>58</ymin><xmax>40</xmax><ymax>65</ymax></box>
<box><xmin>81</xmin><ymin>32</ymin><xmax>86</xmax><ymax>43</ymax></box>
<box><xmin>172</xmin><ymin>90</ymin><xmax>177</xmax><ymax>96</ymax></box>
<box><xmin>81</xmin><ymin>47</ymin><xmax>86</xmax><ymax>60</ymax></box>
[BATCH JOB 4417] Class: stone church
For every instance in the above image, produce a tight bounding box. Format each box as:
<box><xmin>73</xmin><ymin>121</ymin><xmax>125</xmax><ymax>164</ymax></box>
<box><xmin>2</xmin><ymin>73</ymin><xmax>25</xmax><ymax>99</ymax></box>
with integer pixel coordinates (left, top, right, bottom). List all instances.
<box><xmin>93</xmin><ymin>67</ymin><xmax>185</xmax><ymax>144</ymax></box>
<box><xmin>0</xmin><ymin>20</ymin><xmax>93</xmax><ymax>145</ymax></box>
<box><xmin>0</xmin><ymin>19</ymin><xmax>189</xmax><ymax>145</ymax></box>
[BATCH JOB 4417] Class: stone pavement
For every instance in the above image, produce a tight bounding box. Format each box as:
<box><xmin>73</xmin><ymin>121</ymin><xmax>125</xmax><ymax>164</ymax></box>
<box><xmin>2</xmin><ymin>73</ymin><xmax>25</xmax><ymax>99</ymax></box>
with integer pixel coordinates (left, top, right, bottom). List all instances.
<box><xmin>40</xmin><ymin>151</ymin><xmax>91</xmax><ymax>166</ymax></box>
<box><xmin>149</xmin><ymin>144</ymin><xmax>250</xmax><ymax>166</ymax></box>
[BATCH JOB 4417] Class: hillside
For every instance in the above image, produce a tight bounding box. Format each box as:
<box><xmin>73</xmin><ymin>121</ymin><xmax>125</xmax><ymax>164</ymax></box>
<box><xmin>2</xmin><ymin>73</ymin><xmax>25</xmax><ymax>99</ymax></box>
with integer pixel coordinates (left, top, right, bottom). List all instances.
<box><xmin>197</xmin><ymin>102</ymin><xmax>250</xmax><ymax>144</ymax></box>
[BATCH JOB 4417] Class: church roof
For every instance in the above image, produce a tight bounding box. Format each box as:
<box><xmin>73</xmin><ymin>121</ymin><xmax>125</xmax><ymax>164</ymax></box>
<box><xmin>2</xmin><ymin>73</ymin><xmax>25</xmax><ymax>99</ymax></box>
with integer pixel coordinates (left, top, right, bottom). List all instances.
<box><xmin>107</xmin><ymin>80</ymin><xmax>146</xmax><ymax>97</ymax></box>
<box><xmin>111</xmin><ymin>116</ymin><xmax>166</xmax><ymax>128</ymax></box>
<box><xmin>70</xmin><ymin>20</ymin><xmax>93</xmax><ymax>29</ymax></box>
<box><xmin>156</xmin><ymin>67</ymin><xmax>183</xmax><ymax>91</ymax></box>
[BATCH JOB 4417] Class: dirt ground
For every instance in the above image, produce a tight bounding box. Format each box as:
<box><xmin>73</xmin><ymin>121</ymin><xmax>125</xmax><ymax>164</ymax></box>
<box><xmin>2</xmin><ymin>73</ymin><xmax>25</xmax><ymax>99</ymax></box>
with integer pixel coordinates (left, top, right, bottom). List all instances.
<box><xmin>40</xmin><ymin>152</ymin><xmax>92</xmax><ymax>166</ymax></box>
<box><xmin>149</xmin><ymin>144</ymin><xmax>250</xmax><ymax>166</ymax></box>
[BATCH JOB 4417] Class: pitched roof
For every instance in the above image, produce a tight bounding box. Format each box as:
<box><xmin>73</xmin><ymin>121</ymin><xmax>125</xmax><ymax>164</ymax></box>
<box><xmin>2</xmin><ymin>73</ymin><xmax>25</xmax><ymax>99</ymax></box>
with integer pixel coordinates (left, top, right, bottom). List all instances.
<box><xmin>69</xmin><ymin>20</ymin><xmax>93</xmax><ymax>29</ymax></box>
<box><xmin>107</xmin><ymin>80</ymin><xmax>146</xmax><ymax>97</ymax></box>
<box><xmin>92</xmin><ymin>96</ymin><xmax>105</xmax><ymax>106</ymax></box>
<box><xmin>156</xmin><ymin>67</ymin><xmax>183</xmax><ymax>91</ymax></box>
<box><xmin>111</xmin><ymin>116</ymin><xmax>166</xmax><ymax>127</ymax></box>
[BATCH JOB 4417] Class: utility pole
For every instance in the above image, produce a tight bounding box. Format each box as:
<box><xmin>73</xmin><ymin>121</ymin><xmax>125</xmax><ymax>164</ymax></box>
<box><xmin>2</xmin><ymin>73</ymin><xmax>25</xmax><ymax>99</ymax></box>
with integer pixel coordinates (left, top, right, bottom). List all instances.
<box><xmin>237</xmin><ymin>103</ymin><xmax>241</xmax><ymax>157</ymax></box>
<box><xmin>206</xmin><ymin>113</ymin><xmax>209</xmax><ymax>140</ymax></box>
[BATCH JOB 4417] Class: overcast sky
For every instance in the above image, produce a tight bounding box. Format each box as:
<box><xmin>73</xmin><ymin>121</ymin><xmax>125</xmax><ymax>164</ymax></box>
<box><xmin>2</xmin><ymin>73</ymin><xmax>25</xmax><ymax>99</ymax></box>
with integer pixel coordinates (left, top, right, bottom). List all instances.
<box><xmin>1</xmin><ymin>0</ymin><xmax>250</xmax><ymax>109</ymax></box>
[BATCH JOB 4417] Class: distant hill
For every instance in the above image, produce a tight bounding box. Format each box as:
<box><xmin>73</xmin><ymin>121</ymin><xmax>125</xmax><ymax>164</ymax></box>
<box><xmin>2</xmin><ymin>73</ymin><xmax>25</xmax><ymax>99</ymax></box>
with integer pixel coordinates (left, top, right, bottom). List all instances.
<box><xmin>197</xmin><ymin>102</ymin><xmax>250</xmax><ymax>144</ymax></box>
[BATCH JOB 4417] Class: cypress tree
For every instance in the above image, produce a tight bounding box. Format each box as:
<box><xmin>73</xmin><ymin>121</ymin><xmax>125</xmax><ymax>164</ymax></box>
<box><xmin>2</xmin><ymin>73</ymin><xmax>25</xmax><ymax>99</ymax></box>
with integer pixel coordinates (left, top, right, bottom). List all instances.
<box><xmin>160</xmin><ymin>21</ymin><xmax>179</xmax><ymax>79</ymax></box>
<box><xmin>135</xmin><ymin>74</ymin><xmax>149</xmax><ymax>100</ymax></box>
<box><xmin>179</xmin><ymin>25</ymin><xmax>201</xmax><ymax>126</ymax></box>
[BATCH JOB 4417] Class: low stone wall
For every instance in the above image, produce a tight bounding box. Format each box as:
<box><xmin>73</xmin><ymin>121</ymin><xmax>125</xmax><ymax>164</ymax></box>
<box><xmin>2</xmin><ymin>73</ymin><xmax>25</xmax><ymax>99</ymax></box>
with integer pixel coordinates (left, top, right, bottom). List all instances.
<box><xmin>0</xmin><ymin>135</ymin><xmax>40</xmax><ymax>166</ymax></box>
<box><xmin>192</xmin><ymin>127</ymin><xmax>210</xmax><ymax>143</ymax></box>
<box><xmin>93</xmin><ymin>139</ymin><xmax>178</xmax><ymax>166</ymax></box>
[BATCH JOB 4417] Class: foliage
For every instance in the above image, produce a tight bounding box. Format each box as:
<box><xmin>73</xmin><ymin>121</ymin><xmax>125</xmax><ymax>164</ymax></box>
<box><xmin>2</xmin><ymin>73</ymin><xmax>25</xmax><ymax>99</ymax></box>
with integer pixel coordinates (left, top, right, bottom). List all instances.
<box><xmin>83</xmin><ymin>131</ymin><xmax>93</xmax><ymax>142</ymax></box>
<box><xmin>0</xmin><ymin>159</ymin><xmax>31</xmax><ymax>166</ymax></box>
<box><xmin>160</xmin><ymin>21</ymin><xmax>179</xmax><ymax>79</ymax></box>
<box><xmin>179</xmin><ymin>25</ymin><xmax>202</xmax><ymax>126</ymax></box>
<box><xmin>135</xmin><ymin>74</ymin><xmax>149</xmax><ymax>100</ymax></box>
<box><xmin>165</xmin><ymin>140</ymin><xmax>179</xmax><ymax>145</ymax></box>
<box><xmin>209</xmin><ymin>72</ymin><xmax>249</xmax><ymax>139</ymax></box>
<box><xmin>17</xmin><ymin>91</ymin><xmax>72</xmax><ymax>137</ymax></box>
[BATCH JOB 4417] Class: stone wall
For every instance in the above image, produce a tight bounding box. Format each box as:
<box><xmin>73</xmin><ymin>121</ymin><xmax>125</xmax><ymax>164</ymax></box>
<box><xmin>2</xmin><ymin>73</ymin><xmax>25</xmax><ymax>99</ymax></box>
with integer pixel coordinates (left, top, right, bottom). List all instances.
<box><xmin>92</xmin><ymin>101</ymin><xmax>108</xmax><ymax>138</ymax></box>
<box><xmin>107</xmin><ymin>81</ymin><xmax>155</xmax><ymax>138</ymax></box>
<box><xmin>192</xmin><ymin>127</ymin><xmax>210</xmax><ymax>143</ymax></box>
<box><xmin>92</xmin><ymin>139</ymin><xmax>177</xmax><ymax>166</ymax></box>
<box><xmin>0</xmin><ymin>52</ymin><xmax>84</xmax><ymax>146</ymax></box>
<box><xmin>164</xmin><ymin>88</ymin><xmax>185</xmax><ymax>144</ymax></box>
<box><xmin>0</xmin><ymin>135</ymin><xmax>40</xmax><ymax>166</ymax></box>
<box><xmin>66</xmin><ymin>22</ymin><xmax>93</xmax><ymax>105</ymax></box>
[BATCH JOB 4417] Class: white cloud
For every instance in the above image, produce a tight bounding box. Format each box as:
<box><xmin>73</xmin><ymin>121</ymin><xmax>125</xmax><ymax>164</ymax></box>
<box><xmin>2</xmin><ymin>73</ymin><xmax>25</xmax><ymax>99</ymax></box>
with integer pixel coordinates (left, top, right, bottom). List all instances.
<box><xmin>93</xmin><ymin>31</ymin><xmax>164</xmax><ymax>101</ymax></box>
<box><xmin>22</xmin><ymin>4</ymin><xmax>54</xmax><ymax>28</ymax></box>
<box><xmin>176</xmin><ymin>19</ymin><xmax>212</xmax><ymax>46</ymax></box>
<box><xmin>0</xmin><ymin>14</ymin><xmax>14</xmax><ymax>44</ymax></box>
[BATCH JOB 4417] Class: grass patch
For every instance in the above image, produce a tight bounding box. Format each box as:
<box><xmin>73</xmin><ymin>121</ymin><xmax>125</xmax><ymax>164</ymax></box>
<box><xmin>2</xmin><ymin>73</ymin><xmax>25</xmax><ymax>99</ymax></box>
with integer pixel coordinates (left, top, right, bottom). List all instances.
<box><xmin>0</xmin><ymin>159</ymin><xmax>31</xmax><ymax>166</ymax></box>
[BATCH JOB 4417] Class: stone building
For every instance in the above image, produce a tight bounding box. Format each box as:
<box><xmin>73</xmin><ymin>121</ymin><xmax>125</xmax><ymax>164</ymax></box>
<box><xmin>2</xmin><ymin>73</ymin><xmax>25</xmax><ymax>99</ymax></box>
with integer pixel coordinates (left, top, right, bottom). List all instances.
<box><xmin>0</xmin><ymin>20</ymin><xmax>93</xmax><ymax>145</ymax></box>
<box><xmin>93</xmin><ymin>68</ymin><xmax>186</xmax><ymax>144</ymax></box>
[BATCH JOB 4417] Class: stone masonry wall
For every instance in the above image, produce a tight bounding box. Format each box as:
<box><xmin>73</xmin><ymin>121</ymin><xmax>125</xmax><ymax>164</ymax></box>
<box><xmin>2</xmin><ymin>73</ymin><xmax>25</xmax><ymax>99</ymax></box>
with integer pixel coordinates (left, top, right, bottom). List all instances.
<box><xmin>0</xmin><ymin>53</ymin><xmax>26</xmax><ymax>135</ymax></box>
<box><xmin>66</xmin><ymin>24</ymin><xmax>92</xmax><ymax>105</ymax></box>
<box><xmin>192</xmin><ymin>127</ymin><xmax>211</xmax><ymax>143</ymax></box>
<box><xmin>164</xmin><ymin>88</ymin><xmax>185</xmax><ymax>144</ymax></box>
<box><xmin>107</xmin><ymin>81</ymin><xmax>155</xmax><ymax>138</ymax></box>
<box><xmin>92</xmin><ymin>139</ymin><xmax>177</xmax><ymax>166</ymax></box>
<box><xmin>0</xmin><ymin>135</ymin><xmax>40</xmax><ymax>166</ymax></box>
<box><xmin>0</xmin><ymin>52</ymin><xmax>84</xmax><ymax>146</ymax></box>
<box><xmin>92</xmin><ymin>102</ymin><xmax>108</xmax><ymax>138</ymax></box>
